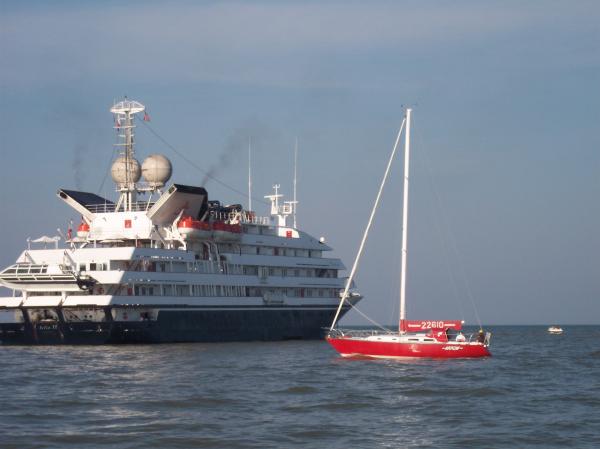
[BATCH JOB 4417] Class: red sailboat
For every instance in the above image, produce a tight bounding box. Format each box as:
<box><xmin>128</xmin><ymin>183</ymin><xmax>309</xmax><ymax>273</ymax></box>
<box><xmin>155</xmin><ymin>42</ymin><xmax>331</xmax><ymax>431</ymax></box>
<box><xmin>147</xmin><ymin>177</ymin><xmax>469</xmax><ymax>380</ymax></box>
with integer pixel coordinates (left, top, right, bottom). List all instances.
<box><xmin>326</xmin><ymin>108</ymin><xmax>491</xmax><ymax>359</ymax></box>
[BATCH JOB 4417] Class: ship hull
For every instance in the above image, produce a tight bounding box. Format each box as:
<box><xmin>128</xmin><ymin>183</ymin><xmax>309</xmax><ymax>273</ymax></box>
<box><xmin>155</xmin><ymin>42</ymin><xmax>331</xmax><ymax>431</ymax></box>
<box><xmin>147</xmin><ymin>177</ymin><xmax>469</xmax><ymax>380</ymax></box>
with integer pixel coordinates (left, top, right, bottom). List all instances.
<box><xmin>0</xmin><ymin>306</ymin><xmax>350</xmax><ymax>345</ymax></box>
<box><xmin>326</xmin><ymin>336</ymin><xmax>491</xmax><ymax>359</ymax></box>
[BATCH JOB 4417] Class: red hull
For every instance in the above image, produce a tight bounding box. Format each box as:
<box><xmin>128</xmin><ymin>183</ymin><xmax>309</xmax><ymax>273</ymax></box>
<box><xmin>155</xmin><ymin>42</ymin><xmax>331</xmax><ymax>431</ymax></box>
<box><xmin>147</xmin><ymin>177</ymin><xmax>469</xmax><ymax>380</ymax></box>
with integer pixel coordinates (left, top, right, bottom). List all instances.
<box><xmin>326</xmin><ymin>336</ymin><xmax>491</xmax><ymax>359</ymax></box>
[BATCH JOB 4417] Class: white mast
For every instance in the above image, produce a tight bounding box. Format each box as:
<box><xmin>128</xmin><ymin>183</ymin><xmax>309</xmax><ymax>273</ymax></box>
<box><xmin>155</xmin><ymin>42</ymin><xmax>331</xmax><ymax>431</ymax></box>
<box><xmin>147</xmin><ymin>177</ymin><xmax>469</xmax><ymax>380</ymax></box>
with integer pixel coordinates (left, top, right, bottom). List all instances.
<box><xmin>399</xmin><ymin>108</ymin><xmax>412</xmax><ymax>334</ymax></box>
<box><xmin>248</xmin><ymin>137</ymin><xmax>252</xmax><ymax>212</ymax></box>
<box><xmin>293</xmin><ymin>137</ymin><xmax>298</xmax><ymax>228</ymax></box>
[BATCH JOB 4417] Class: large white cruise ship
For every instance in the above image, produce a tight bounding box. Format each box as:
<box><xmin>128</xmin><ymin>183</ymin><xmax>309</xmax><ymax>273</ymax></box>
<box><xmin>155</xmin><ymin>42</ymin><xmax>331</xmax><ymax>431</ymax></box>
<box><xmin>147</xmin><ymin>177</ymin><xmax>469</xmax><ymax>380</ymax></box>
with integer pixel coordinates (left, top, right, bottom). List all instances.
<box><xmin>0</xmin><ymin>99</ymin><xmax>360</xmax><ymax>344</ymax></box>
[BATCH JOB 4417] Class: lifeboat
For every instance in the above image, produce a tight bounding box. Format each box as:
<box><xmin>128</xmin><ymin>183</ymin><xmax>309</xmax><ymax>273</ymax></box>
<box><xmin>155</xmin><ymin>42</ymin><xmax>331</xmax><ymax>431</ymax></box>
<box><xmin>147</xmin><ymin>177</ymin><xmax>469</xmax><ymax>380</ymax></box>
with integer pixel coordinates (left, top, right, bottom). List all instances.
<box><xmin>177</xmin><ymin>216</ymin><xmax>212</xmax><ymax>240</ymax></box>
<box><xmin>212</xmin><ymin>221</ymin><xmax>242</xmax><ymax>241</ymax></box>
<box><xmin>76</xmin><ymin>222</ymin><xmax>90</xmax><ymax>239</ymax></box>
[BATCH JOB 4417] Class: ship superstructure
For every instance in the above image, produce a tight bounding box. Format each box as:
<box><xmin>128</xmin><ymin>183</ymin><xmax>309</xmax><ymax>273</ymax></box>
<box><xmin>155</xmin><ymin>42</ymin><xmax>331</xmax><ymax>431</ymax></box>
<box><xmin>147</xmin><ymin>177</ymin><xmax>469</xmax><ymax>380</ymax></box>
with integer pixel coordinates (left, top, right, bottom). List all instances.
<box><xmin>0</xmin><ymin>99</ymin><xmax>360</xmax><ymax>344</ymax></box>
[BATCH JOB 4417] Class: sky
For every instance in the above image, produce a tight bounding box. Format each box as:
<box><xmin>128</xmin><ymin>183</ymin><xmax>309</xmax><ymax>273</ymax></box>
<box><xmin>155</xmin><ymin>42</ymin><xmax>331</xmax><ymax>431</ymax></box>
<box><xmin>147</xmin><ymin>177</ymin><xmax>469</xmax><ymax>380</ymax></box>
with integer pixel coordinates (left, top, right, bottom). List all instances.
<box><xmin>0</xmin><ymin>0</ymin><xmax>599</xmax><ymax>325</ymax></box>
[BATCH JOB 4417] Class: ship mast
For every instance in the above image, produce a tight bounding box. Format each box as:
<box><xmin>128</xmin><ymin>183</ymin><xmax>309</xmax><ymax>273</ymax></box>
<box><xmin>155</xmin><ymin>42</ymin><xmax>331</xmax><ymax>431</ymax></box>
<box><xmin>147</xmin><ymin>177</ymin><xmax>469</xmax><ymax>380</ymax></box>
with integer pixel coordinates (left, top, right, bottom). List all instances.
<box><xmin>293</xmin><ymin>137</ymin><xmax>298</xmax><ymax>228</ymax></box>
<box><xmin>399</xmin><ymin>108</ymin><xmax>412</xmax><ymax>334</ymax></box>
<box><xmin>248</xmin><ymin>137</ymin><xmax>252</xmax><ymax>212</ymax></box>
<box><xmin>111</xmin><ymin>99</ymin><xmax>145</xmax><ymax>212</ymax></box>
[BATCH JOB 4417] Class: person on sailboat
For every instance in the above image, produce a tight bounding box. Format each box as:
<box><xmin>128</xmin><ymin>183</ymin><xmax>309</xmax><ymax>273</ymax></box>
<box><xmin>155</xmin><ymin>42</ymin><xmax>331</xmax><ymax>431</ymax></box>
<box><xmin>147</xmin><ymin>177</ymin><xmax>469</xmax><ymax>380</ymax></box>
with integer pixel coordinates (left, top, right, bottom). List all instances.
<box><xmin>455</xmin><ymin>332</ymin><xmax>466</xmax><ymax>342</ymax></box>
<box><xmin>477</xmin><ymin>329</ymin><xmax>486</xmax><ymax>343</ymax></box>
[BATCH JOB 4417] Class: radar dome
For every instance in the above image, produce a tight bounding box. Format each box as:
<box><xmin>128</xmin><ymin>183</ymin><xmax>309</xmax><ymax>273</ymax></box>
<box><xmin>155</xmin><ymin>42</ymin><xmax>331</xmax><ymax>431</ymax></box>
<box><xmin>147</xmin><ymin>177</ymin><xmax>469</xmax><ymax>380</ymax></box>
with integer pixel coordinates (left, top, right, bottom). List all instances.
<box><xmin>142</xmin><ymin>154</ymin><xmax>172</xmax><ymax>187</ymax></box>
<box><xmin>111</xmin><ymin>156</ymin><xmax>141</xmax><ymax>186</ymax></box>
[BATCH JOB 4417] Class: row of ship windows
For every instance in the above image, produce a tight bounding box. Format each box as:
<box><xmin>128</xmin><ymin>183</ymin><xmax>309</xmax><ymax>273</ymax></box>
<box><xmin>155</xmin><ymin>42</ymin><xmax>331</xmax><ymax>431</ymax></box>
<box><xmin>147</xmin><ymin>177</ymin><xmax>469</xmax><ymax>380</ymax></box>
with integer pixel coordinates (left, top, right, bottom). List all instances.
<box><xmin>120</xmin><ymin>285</ymin><xmax>340</xmax><ymax>298</ymax></box>
<box><xmin>80</xmin><ymin>261</ymin><xmax>337</xmax><ymax>279</ymax></box>
<box><xmin>115</xmin><ymin>241</ymin><xmax>323</xmax><ymax>258</ymax></box>
<box><xmin>237</xmin><ymin>245</ymin><xmax>321</xmax><ymax>258</ymax></box>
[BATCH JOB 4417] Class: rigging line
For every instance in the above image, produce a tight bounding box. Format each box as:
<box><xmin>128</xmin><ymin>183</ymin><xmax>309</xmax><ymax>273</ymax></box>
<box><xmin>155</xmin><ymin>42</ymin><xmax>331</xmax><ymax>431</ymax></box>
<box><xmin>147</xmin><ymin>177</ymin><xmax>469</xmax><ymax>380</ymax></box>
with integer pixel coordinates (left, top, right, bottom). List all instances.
<box><xmin>97</xmin><ymin>135</ymin><xmax>118</xmax><ymax>194</ymax></box>
<box><xmin>139</xmin><ymin>120</ymin><xmax>269</xmax><ymax>206</ymax></box>
<box><xmin>339</xmin><ymin>298</ymin><xmax>392</xmax><ymax>332</ymax></box>
<box><xmin>329</xmin><ymin>117</ymin><xmax>406</xmax><ymax>331</ymax></box>
<box><xmin>413</xmin><ymin>118</ymin><xmax>482</xmax><ymax>328</ymax></box>
<box><xmin>412</xmin><ymin>122</ymin><xmax>465</xmax><ymax>322</ymax></box>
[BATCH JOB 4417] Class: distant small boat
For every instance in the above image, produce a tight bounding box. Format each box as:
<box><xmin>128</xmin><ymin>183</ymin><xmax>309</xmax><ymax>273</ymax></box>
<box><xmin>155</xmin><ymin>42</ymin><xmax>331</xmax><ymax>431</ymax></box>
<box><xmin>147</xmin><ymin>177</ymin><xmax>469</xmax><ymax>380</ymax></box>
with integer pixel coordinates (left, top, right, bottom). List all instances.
<box><xmin>547</xmin><ymin>326</ymin><xmax>563</xmax><ymax>334</ymax></box>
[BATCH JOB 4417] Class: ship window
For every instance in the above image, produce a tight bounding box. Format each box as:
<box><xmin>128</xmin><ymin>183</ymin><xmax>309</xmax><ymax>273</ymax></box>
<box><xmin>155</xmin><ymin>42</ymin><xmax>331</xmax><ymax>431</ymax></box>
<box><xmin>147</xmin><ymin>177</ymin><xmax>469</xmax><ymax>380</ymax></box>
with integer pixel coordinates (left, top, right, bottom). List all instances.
<box><xmin>176</xmin><ymin>285</ymin><xmax>190</xmax><ymax>296</ymax></box>
<box><xmin>79</xmin><ymin>264</ymin><xmax>86</xmax><ymax>272</ymax></box>
<box><xmin>259</xmin><ymin>247</ymin><xmax>274</xmax><ymax>256</ymax></box>
<box><xmin>241</xmin><ymin>245</ymin><xmax>255</xmax><ymax>255</ymax></box>
<box><xmin>172</xmin><ymin>262</ymin><xmax>187</xmax><ymax>273</ymax></box>
<box><xmin>258</xmin><ymin>267</ymin><xmax>269</xmax><ymax>279</ymax></box>
<box><xmin>89</xmin><ymin>263</ymin><xmax>107</xmax><ymax>271</ymax></box>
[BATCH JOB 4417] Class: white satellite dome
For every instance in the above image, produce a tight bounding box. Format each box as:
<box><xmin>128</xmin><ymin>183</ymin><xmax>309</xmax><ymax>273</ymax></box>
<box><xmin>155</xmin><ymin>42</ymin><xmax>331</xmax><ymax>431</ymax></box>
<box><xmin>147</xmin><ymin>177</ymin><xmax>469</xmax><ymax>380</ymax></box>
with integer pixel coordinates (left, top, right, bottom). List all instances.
<box><xmin>142</xmin><ymin>154</ymin><xmax>172</xmax><ymax>187</ymax></box>
<box><xmin>111</xmin><ymin>156</ymin><xmax>141</xmax><ymax>186</ymax></box>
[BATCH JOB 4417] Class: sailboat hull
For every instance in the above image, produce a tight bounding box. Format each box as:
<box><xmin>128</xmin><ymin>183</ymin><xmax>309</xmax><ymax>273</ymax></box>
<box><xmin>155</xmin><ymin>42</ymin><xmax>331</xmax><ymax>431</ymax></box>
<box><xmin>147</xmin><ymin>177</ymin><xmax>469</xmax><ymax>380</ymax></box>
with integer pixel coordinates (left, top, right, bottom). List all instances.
<box><xmin>326</xmin><ymin>336</ymin><xmax>491</xmax><ymax>359</ymax></box>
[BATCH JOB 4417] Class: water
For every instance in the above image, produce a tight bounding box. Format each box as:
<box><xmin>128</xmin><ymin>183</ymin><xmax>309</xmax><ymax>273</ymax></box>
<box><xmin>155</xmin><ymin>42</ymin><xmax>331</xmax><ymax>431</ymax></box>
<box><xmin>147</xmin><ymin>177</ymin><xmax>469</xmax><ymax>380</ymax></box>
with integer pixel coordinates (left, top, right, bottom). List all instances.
<box><xmin>1</xmin><ymin>326</ymin><xmax>599</xmax><ymax>449</ymax></box>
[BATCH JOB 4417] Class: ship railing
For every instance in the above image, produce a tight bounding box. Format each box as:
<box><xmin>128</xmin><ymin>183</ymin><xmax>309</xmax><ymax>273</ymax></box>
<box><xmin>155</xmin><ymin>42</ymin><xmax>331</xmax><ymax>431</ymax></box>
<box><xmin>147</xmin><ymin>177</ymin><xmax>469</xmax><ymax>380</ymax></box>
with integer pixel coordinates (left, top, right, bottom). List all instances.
<box><xmin>84</xmin><ymin>202</ymin><xmax>156</xmax><ymax>213</ymax></box>
<box><xmin>327</xmin><ymin>328</ymin><xmax>395</xmax><ymax>339</ymax></box>
<box><xmin>0</xmin><ymin>263</ymin><xmax>78</xmax><ymax>283</ymax></box>
<box><xmin>239</xmin><ymin>214</ymin><xmax>270</xmax><ymax>226</ymax></box>
<box><xmin>484</xmin><ymin>332</ymin><xmax>492</xmax><ymax>346</ymax></box>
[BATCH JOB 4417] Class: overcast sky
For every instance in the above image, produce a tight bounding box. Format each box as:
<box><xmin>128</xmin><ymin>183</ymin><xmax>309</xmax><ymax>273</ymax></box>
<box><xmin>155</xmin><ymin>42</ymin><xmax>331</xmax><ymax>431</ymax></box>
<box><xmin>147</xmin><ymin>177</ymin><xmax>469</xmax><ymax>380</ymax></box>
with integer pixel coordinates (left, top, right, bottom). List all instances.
<box><xmin>1</xmin><ymin>0</ymin><xmax>599</xmax><ymax>325</ymax></box>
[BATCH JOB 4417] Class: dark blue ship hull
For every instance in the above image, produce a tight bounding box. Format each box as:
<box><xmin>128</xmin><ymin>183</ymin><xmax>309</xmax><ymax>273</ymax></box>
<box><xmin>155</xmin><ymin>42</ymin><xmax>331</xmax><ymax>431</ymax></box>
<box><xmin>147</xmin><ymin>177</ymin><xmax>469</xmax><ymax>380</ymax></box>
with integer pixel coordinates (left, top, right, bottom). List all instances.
<box><xmin>0</xmin><ymin>306</ymin><xmax>351</xmax><ymax>345</ymax></box>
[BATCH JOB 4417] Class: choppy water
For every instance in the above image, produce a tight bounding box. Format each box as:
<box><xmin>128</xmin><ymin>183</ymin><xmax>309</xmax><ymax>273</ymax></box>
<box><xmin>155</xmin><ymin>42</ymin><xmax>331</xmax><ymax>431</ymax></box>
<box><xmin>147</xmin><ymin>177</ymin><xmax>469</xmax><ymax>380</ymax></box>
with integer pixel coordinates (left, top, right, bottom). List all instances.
<box><xmin>1</xmin><ymin>326</ymin><xmax>599</xmax><ymax>449</ymax></box>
